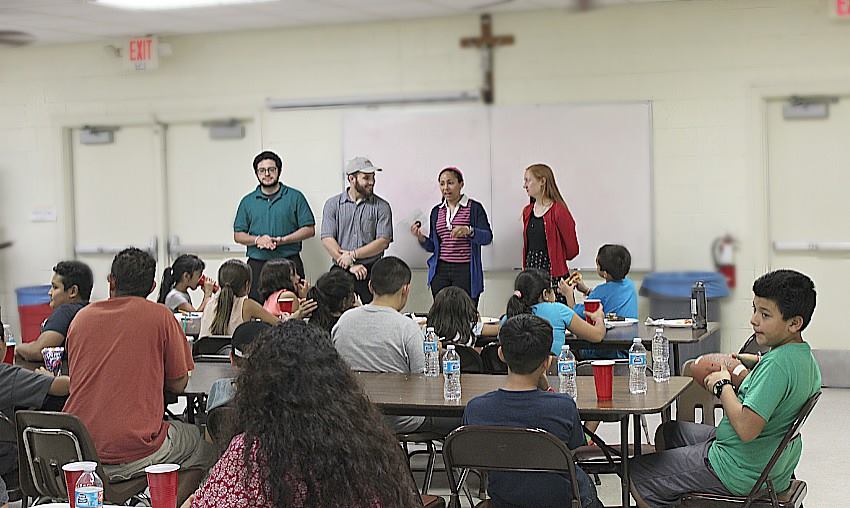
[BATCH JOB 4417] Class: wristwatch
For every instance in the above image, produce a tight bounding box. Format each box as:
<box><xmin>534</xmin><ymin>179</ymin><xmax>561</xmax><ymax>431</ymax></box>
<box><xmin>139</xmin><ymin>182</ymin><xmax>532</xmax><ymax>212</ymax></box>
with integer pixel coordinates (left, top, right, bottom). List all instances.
<box><xmin>712</xmin><ymin>379</ymin><xmax>734</xmax><ymax>398</ymax></box>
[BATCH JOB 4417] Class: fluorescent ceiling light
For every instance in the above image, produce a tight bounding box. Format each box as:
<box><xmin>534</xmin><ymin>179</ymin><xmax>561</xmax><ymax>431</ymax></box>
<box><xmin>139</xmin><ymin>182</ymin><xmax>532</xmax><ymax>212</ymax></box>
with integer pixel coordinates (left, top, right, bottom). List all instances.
<box><xmin>92</xmin><ymin>0</ymin><xmax>275</xmax><ymax>10</ymax></box>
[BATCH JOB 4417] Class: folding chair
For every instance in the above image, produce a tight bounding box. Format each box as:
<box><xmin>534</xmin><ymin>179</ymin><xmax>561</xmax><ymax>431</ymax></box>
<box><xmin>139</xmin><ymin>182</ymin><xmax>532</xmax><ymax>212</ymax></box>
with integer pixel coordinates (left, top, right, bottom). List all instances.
<box><xmin>15</xmin><ymin>411</ymin><xmax>149</xmax><ymax>506</ymax></box>
<box><xmin>452</xmin><ymin>345</ymin><xmax>484</xmax><ymax>374</ymax></box>
<box><xmin>679</xmin><ymin>391</ymin><xmax>821</xmax><ymax>508</ymax></box>
<box><xmin>0</xmin><ymin>412</ymin><xmax>22</xmax><ymax>504</ymax></box>
<box><xmin>206</xmin><ymin>405</ymin><xmax>239</xmax><ymax>456</ymax></box>
<box><xmin>443</xmin><ymin>425</ymin><xmax>585</xmax><ymax>508</ymax></box>
<box><xmin>192</xmin><ymin>335</ymin><xmax>232</xmax><ymax>357</ymax></box>
<box><xmin>479</xmin><ymin>343</ymin><xmax>507</xmax><ymax>375</ymax></box>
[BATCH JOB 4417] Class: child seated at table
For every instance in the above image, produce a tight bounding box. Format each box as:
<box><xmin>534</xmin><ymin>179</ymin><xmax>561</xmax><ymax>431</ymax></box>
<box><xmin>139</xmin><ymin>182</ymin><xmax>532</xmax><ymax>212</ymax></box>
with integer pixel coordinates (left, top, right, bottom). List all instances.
<box><xmin>206</xmin><ymin>321</ymin><xmax>272</xmax><ymax>413</ymax></box>
<box><xmin>428</xmin><ymin>286</ymin><xmax>499</xmax><ymax>348</ymax></box>
<box><xmin>463</xmin><ymin>314</ymin><xmax>603</xmax><ymax>508</ymax></box>
<box><xmin>306</xmin><ymin>266</ymin><xmax>358</xmax><ymax>334</ymax></box>
<box><xmin>158</xmin><ymin>254</ymin><xmax>215</xmax><ymax>313</ymax></box>
<box><xmin>564</xmin><ymin>244</ymin><xmax>638</xmax><ymax>360</ymax></box>
<box><xmin>504</xmin><ymin>268</ymin><xmax>605</xmax><ymax>355</ymax></box>
<box><xmin>629</xmin><ymin>270</ymin><xmax>821</xmax><ymax>507</ymax></box>
<box><xmin>258</xmin><ymin>259</ymin><xmax>305</xmax><ymax>318</ymax></box>
<box><xmin>0</xmin><ymin>309</ymin><xmax>70</xmax><ymax>503</ymax></box>
<box><xmin>199</xmin><ymin>259</ymin><xmax>280</xmax><ymax>337</ymax></box>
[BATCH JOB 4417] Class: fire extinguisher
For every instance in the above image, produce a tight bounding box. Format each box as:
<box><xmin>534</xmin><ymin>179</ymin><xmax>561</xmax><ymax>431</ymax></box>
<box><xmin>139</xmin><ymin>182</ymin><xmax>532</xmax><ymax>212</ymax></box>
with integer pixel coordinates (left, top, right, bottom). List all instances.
<box><xmin>712</xmin><ymin>235</ymin><xmax>737</xmax><ymax>289</ymax></box>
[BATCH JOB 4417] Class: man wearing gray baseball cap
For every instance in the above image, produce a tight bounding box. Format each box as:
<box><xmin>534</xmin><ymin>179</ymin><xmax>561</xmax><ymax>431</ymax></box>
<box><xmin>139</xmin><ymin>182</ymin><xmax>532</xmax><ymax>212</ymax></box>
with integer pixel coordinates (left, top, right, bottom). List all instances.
<box><xmin>321</xmin><ymin>157</ymin><xmax>393</xmax><ymax>303</ymax></box>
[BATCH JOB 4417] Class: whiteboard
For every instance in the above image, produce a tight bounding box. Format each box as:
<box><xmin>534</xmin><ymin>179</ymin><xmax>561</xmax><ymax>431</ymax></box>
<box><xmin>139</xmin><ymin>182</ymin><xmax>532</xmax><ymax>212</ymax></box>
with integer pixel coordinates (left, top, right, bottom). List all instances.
<box><xmin>341</xmin><ymin>102</ymin><xmax>653</xmax><ymax>272</ymax></box>
<box><xmin>343</xmin><ymin>107</ymin><xmax>492</xmax><ymax>269</ymax></box>
<box><xmin>490</xmin><ymin>102</ymin><xmax>653</xmax><ymax>271</ymax></box>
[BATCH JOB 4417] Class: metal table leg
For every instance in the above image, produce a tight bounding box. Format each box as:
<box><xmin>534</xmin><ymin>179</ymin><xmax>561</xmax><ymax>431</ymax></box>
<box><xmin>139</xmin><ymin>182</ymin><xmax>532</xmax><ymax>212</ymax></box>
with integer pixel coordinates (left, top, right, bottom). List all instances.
<box><xmin>620</xmin><ymin>416</ymin><xmax>631</xmax><ymax>508</ymax></box>
<box><xmin>633</xmin><ymin>414</ymin><xmax>642</xmax><ymax>456</ymax></box>
<box><xmin>673</xmin><ymin>344</ymin><xmax>681</xmax><ymax>376</ymax></box>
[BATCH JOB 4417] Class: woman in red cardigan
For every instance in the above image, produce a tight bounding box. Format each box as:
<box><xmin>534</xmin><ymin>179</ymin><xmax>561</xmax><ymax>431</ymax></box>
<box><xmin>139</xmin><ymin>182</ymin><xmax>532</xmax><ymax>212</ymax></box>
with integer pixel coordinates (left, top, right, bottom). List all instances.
<box><xmin>522</xmin><ymin>164</ymin><xmax>579</xmax><ymax>298</ymax></box>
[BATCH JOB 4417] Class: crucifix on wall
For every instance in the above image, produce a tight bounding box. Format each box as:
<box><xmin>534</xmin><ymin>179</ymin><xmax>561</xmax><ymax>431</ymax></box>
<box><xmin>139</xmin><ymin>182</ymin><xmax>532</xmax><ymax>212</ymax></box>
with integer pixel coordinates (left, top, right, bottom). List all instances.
<box><xmin>461</xmin><ymin>14</ymin><xmax>515</xmax><ymax>104</ymax></box>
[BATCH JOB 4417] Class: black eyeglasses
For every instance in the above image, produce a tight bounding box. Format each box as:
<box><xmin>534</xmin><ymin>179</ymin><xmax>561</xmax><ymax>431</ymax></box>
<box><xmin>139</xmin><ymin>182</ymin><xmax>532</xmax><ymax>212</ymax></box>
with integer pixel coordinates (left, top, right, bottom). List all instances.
<box><xmin>256</xmin><ymin>167</ymin><xmax>278</xmax><ymax>175</ymax></box>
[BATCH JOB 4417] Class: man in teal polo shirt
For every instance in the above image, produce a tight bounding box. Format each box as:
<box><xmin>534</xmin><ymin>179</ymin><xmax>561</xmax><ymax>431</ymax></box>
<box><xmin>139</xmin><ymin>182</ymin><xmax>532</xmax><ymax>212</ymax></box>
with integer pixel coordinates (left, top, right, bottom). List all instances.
<box><xmin>234</xmin><ymin>150</ymin><xmax>315</xmax><ymax>302</ymax></box>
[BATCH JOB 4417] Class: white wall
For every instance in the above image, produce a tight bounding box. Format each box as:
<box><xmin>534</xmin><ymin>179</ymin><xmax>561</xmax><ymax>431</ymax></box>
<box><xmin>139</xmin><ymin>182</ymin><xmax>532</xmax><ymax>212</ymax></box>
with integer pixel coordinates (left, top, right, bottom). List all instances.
<box><xmin>1</xmin><ymin>0</ymin><xmax>848</xmax><ymax>351</ymax></box>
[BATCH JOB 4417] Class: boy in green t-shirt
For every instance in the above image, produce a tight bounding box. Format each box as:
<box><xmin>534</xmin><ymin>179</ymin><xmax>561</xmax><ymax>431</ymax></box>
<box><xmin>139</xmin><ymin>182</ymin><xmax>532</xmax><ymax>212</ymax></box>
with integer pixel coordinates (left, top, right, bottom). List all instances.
<box><xmin>630</xmin><ymin>270</ymin><xmax>821</xmax><ymax>507</ymax></box>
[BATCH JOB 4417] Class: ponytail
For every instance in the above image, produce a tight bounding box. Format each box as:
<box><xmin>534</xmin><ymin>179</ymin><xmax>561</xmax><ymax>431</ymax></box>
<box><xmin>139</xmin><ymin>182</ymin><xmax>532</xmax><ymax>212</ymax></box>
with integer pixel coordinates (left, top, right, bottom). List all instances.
<box><xmin>210</xmin><ymin>285</ymin><xmax>235</xmax><ymax>335</ymax></box>
<box><xmin>157</xmin><ymin>267</ymin><xmax>175</xmax><ymax>304</ymax></box>
<box><xmin>210</xmin><ymin>259</ymin><xmax>252</xmax><ymax>336</ymax></box>
<box><xmin>505</xmin><ymin>269</ymin><xmax>550</xmax><ymax>319</ymax></box>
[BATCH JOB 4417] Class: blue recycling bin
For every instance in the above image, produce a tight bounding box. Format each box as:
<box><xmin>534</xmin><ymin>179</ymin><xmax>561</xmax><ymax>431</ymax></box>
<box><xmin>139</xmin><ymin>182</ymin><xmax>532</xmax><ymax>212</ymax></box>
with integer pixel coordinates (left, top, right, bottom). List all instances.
<box><xmin>640</xmin><ymin>271</ymin><xmax>730</xmax><ymax>370</ymax></box>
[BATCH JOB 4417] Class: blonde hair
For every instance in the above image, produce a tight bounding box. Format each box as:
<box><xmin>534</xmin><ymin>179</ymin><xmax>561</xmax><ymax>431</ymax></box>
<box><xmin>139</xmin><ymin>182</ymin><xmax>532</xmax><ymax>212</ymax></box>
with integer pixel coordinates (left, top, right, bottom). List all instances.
<box><xmin>525</xmin><ymin>163</ymin><xmax>566</xmax><ymax>207</ymax></box>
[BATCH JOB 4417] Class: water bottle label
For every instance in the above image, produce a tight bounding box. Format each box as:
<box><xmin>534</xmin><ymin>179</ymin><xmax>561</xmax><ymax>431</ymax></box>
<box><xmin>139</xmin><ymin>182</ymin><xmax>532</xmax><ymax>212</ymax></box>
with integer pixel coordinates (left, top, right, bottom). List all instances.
<box><xmin>690</xmin><ymin>298</ymin><xmax>697</xmax><ymax>315</ymax></box>
<box><xmin>423</xmin><ymin>341</ymin><xmax>438</xmax><ymax>353</ymax></box>
<box><xmin>629</xmin><ymin>352</ymin><xmax>646</xmax><ymax>367</ymax></box>
<box><xmin>443</xmin><ymin>360</ymin><xmax>460</xmax><ymax>374</ymax></box>
<box><xmin>75</xmin><ymin>487</ymin><xmax>103</xmax><ymax>507</ymax></box>
<box><xmin>558</xmin><ymin>360</ymin><xmax>575</xmax><ymax>375</ymax></box>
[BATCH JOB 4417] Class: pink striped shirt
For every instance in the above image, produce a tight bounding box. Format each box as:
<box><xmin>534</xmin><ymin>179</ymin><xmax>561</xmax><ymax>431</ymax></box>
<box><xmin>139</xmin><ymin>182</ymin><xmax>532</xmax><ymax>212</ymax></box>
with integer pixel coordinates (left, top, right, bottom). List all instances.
<box><xmin>436</xmin><ymin>196</ymin><xmax>472</xmax><ymax>263</ymax></box>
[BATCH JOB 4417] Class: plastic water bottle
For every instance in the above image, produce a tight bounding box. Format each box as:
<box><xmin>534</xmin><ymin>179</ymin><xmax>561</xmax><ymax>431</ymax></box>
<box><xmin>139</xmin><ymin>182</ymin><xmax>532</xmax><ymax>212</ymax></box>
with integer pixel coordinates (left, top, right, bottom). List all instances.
<box><xmin>423</xmin><ymin>327</ymin><xmax>439</xmax><ymax>377</ymax></box>
<box><xmin>558</xmin><ymin>345</ymin><xmax>577</xmax><ymax>399</ymax></box>
<box><xmin>443</xmin><ymin>345</ymin><xmax>461</xmax><ymax>401</ymax></box>
<box><xmin>629</xmin><ymin>338</ymin><xmax>648</xmax><ymax>394</ymax></box>
<box><xmin>652</xmin><ymin>328</ymin><xmax>670</xmax><ymax>383</ymax></box>
<box><xmin>74</xmin><ymin>463</ymin><xmax>103</xmax><ymax>508</ymax></box>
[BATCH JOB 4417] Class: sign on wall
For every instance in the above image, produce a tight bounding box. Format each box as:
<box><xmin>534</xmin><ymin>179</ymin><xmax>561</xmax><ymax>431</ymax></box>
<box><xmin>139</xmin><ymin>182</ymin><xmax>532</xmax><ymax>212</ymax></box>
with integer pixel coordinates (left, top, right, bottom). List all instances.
<box><xmin>126</xmin><ymin>36</ymin><xmax>159</xmax><ymax>71</ymax></box>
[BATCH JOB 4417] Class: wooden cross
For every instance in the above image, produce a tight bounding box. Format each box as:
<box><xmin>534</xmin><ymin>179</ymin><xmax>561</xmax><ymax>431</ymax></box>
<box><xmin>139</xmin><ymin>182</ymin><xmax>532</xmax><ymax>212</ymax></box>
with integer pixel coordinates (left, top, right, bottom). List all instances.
<box><xmin>461</xmin><ymin>14</ymin><xmax>515</xmax><ymax>104</ymax></box>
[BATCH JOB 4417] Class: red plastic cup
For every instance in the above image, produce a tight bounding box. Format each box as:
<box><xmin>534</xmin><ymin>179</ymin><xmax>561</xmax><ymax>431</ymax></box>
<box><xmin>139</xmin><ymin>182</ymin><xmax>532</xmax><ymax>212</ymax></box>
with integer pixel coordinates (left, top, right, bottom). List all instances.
<box><xmin>145</xmin><ymin>463</ymin><xmax>180</xmax><ymax>508</ymax></box>
<box><xmin>63</xmin><ymin>461</ymin><xmax>98</xmax><ymax>508</ymax></box>
<box><xmin>2</xmin><ymin>344</ymin><xmax>13</xmax><ymax>364</ymax></box>
<box><xmin>277</xmin><ymin>296</ymin><xmax>295</xmax><ymax>314</ymax></box>
<box><xmin>592</xmin><ymin>360</ymin><xmax>614</xmax><ymax>401</ymax></box>
<box><xmin>584</xmin><ymin>299</ymin><xmax>601</xmax><ymax>324</ymax></box>
<box><xmin>197</xmin><ymin>274</ymin><xmax>219</xmax><ymax>293</ymax></box>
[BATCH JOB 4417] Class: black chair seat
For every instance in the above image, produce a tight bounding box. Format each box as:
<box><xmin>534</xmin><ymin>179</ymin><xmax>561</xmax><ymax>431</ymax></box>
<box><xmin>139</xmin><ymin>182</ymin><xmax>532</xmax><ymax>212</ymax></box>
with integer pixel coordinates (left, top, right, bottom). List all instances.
<box><xmin>574</xmin><ymin>442</ymin><xmax>655</xmax><ymax>461</ymax></box>
<box><xmin>680</xmin><ymin>479</ymin><xmax>806</xmax><ymax>508</ymax></box>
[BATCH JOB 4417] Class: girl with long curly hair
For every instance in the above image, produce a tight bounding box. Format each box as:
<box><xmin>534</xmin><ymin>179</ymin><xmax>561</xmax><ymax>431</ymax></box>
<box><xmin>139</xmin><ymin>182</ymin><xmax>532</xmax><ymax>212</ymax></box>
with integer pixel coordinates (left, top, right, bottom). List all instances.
<box><xmin>187</xmin><ymin>320</ymin><xmax>421</xmax><ymax>508</ymax></box>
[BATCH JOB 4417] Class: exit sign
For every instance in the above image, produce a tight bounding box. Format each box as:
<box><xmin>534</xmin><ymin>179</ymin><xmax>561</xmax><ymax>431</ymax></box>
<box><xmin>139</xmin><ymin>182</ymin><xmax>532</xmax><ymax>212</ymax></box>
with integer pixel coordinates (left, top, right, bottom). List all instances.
<box><xmin>831</xmin><ymin>0</ymin><xmax>850</xmax><ymax>18</ymax></box>
<box><xmin>126</xmin><ymin>36</ymin><xmax>159</xmax><ymax>71</ymax></box>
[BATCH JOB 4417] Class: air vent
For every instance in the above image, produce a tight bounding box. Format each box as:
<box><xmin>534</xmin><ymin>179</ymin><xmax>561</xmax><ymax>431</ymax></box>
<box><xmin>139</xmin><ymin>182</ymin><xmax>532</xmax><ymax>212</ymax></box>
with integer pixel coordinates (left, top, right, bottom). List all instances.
<box><xmin>0</xmin><ymin>30</ymin><xmax>36</xmax><ymax>47</ymax></box>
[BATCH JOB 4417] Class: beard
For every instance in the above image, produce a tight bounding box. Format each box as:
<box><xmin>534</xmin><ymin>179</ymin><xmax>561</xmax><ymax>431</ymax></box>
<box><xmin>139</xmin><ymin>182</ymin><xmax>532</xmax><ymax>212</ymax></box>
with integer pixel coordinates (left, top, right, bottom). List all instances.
<box><xmin>259</xmin><ymin>176</ymin><xmax>280</xmax><ymax>190</ymax></box>
<box><xmin>353</xmin><ymin>179</ymin><xmax>373</xmax><ymax>197</ymax></box>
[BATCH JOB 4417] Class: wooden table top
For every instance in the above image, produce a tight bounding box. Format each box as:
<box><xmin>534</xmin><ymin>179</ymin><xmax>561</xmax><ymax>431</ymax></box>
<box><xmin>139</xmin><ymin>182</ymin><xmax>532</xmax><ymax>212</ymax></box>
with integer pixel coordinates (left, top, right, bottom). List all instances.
<box><xmin>354</xmin><ymin>372</ymin><xmax>691</xmax><ymax>419</ymax></box>
<box><xmin>597</xmin><ymin>321</ymin><xmax>719</xmax><ymax>345</ymax></box>
<box><xmin>183</xmin><ymin>365</ymin><xmax>691</xmax><ymax>420</ymax></box>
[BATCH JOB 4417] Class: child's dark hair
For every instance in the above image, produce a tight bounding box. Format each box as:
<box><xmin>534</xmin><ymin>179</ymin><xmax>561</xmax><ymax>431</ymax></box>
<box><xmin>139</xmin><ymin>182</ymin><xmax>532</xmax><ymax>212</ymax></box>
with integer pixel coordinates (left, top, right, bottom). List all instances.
<box><xmin>54</xmin><ymin>260</ymin><xmax>94</xmax><ymax>301</ymax></box>
<box><xmin>499</xmin><ymin>314</ymin><xmax>554</xmax><ymax>374</ymax></box>
<box><xmin>210</xmin><ymin>259</ymin><xmax>252</xmax><ymax>336</ymax></box>
<box><xmin>506</xmin><ymin>268</ymin><xmax>551</xmax><ymax>319</ymax></box>
<box><xmin>753</xmin><ymin>270</ymin><xmax>816</xmax><ymax>331</ymax></box>
<box><xmin>597</xmin><ymin>244</ymin><xmax>631</xmax><ymax>281</ymax></box>
<box><xmin>307</xmin><ymin>267</ymin><xmax>356</xmax><ymax>333</ymax></box>
<box><xmin>370</xmin><ymin>257</ymin><xmax>411</xmax><ymax>296</ymax></box>
<box><xmin>258</xmin><ymin>259</ymin><xmax>297</xmax><ymax>303</ymax></box>
<box><xmin>110</xmin><ymin>248</ymin><xmax>157</xmax><ymax>298</ymax></box>
<box><xmin>428</xmin><ymin>287</ymin><xmax>480</xmax><ymax>346</ymax></box>
<box><xmin>157</xmin><ymin>254</ymin><xmax>205</xmax><ymax>304</ymax></box>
